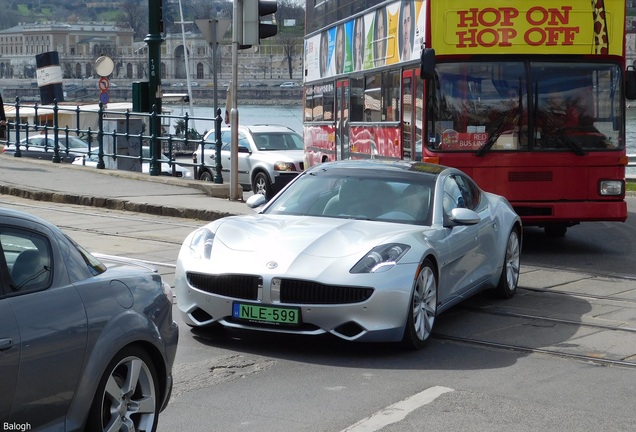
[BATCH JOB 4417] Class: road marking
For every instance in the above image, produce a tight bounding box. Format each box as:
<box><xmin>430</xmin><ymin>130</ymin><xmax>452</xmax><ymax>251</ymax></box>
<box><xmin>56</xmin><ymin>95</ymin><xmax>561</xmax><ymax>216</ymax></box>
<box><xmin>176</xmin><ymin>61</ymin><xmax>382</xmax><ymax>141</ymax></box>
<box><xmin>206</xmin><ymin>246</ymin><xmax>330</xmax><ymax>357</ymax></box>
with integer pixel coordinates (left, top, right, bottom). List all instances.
<box><xmin>340</xmin><ymin>386</ymin><xmax>454</xmax><ymax>432</ymax></box>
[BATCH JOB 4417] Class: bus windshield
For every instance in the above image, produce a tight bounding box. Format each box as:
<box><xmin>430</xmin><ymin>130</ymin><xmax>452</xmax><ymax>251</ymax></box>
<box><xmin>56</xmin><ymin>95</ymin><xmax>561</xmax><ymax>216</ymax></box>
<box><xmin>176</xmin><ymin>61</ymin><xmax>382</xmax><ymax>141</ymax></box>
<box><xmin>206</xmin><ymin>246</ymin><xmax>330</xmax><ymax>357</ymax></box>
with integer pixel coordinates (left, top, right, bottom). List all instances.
<box><xmin>427</xmin><ymin>61</ymin><xmax>623</xmax><ymax>154</ymax></box>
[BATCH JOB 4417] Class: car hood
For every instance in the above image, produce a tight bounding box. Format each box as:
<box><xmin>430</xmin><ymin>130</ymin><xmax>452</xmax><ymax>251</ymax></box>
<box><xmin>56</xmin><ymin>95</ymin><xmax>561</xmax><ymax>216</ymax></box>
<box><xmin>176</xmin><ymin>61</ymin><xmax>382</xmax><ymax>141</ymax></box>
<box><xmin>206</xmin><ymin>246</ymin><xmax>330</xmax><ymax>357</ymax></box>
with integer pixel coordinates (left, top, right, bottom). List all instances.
<box><xmin>253</xmin><ymin>149</ymin><xmax>304</xmax><ymax>163</ymax></box>
<box><xmin>190</xmin><ymin>215</ymin><xmax>429</xmax><ymax>276</ymax></box>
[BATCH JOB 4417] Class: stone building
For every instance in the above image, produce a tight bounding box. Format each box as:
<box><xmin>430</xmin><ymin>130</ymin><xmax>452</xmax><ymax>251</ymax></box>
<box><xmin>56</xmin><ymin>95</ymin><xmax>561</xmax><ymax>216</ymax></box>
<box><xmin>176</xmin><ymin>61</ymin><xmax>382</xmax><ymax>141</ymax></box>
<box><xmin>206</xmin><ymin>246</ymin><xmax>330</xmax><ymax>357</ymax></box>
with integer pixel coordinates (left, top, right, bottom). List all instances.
<box><xmin>0</xmin><ymin>22</ymin><xmax>301</xmax><ymax>82</ymax></box>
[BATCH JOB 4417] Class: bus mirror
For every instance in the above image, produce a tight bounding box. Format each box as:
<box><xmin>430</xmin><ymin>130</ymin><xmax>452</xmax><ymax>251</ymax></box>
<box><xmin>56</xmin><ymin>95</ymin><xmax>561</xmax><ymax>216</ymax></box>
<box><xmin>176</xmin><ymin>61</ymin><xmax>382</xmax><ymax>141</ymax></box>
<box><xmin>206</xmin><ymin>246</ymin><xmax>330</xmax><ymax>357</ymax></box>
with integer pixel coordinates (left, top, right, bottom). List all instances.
<box><xmin>626</xmin><ymin>65</ymin><xmax>636</xmax><ymax>100</ymax></box>
<box><xmin>420</xmin><ymin>48</ymin><xmax>436</xmax><ymax>80</ymax></box>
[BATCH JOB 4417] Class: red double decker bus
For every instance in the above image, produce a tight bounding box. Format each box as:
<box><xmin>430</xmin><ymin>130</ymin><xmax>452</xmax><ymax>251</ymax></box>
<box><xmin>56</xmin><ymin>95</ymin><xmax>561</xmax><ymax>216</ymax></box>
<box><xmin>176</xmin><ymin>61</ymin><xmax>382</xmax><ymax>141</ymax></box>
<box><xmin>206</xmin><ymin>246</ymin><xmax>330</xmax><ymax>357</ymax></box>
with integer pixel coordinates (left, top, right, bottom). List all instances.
<box><xmin>303</xmin><ymin>0</ymin><xmax>636</xmax><ymax>236</ymax></box>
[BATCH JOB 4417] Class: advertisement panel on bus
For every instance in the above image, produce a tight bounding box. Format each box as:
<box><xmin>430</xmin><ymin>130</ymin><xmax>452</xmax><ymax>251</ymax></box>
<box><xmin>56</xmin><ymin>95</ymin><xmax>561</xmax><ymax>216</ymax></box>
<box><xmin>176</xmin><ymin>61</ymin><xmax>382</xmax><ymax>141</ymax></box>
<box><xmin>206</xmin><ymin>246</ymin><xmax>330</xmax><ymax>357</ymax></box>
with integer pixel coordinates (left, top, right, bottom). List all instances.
<box><xmin>431</xmin><ymin>0</ymin><xmax>626</xmax><ymax>56</ymax></box>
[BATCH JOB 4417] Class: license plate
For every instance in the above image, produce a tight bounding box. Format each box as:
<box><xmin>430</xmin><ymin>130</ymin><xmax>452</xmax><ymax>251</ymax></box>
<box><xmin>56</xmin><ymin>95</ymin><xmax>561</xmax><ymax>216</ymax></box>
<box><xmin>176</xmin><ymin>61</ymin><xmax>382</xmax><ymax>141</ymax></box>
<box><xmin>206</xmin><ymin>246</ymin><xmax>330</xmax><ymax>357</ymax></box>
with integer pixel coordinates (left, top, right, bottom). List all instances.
<box><xmin>232</xmin><ymin>302</ymin><xmax>300</xmax><ymax>325</ymax></box>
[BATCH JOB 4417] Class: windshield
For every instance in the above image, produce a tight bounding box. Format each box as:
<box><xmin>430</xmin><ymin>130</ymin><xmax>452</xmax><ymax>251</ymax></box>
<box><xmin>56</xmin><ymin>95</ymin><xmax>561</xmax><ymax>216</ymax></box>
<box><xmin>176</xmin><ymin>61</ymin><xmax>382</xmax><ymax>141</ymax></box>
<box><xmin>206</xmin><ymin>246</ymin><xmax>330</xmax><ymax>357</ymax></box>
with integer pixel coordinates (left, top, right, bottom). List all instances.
<box><xmin>252</xmin><ymin>132</ymin><xmax>304</xmax><ymax>151</ymax></box>
<box><xmin>427</xmin><ymin>61</ymin><xmax>624</xmax><ymax>154</ymax></box>
<box><xmin>265</xmin><ymin>168</ymin><xmax>435</xmax><ymax>226</ymax></box>
<box><xmin>63</xmin><ymin>136</ymin><xmax>90</xmax><ymax>150</ymax></box>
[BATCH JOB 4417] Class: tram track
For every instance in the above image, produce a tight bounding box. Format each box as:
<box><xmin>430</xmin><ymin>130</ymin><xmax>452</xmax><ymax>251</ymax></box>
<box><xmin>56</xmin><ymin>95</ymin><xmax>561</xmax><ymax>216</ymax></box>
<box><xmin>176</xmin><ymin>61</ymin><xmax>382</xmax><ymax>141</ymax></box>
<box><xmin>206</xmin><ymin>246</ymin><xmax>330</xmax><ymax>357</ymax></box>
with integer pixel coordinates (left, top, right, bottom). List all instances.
<box><xmin>433</xmin><ymin>333</ymin><xmax>636</xmax><ymax>369</ymax></box>
<box><xmin>435</xmin><ymin>296</ymin><xmax>636</xmax><ymax>369</ymax></box>
<box><xmin>458</xmin><ymin>304</ymin><xmax>636</xmax><ymax>333</ymax></box>
<box><xmin>521</xmin><ymin>286</ymin><xmax>636</xmax><ymax>303</ymax></box>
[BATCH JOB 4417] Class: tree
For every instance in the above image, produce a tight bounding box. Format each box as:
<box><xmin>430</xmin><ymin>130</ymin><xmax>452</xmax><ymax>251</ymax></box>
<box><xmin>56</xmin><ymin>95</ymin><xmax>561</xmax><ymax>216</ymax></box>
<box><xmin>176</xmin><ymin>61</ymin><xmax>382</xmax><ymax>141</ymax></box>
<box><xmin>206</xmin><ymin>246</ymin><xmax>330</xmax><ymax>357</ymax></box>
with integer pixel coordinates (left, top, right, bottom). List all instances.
<box><xmin>278</xmin><ymin>33</ymin><xmax>302</xmax><ymax>79</ymax></box>
<box><xmin>116</xmin><ymin>0</ymin><xmax>148</xmax><ymax>39</ymax></box>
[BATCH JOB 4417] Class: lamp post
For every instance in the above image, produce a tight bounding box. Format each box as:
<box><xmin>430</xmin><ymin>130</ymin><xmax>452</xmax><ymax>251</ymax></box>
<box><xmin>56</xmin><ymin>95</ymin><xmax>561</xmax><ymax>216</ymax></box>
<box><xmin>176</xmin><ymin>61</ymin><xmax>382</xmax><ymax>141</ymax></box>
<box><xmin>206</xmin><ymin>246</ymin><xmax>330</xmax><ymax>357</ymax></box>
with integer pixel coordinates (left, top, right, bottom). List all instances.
<box><xmin>145</xmin><ymin>0</ymin><xmax>164</xmax><ymax>176</ymax></box>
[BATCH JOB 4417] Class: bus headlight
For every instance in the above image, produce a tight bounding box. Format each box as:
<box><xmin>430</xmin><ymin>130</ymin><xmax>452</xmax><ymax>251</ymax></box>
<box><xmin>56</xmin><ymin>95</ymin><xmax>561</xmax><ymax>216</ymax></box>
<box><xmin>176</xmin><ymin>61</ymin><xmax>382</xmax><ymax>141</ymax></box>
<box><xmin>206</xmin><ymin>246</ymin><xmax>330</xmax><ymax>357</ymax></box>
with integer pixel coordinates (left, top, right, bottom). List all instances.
<box><xmin>599</xmin><ymin>180</ymin><xmax>624</xmax><ymax>196</ymax></box>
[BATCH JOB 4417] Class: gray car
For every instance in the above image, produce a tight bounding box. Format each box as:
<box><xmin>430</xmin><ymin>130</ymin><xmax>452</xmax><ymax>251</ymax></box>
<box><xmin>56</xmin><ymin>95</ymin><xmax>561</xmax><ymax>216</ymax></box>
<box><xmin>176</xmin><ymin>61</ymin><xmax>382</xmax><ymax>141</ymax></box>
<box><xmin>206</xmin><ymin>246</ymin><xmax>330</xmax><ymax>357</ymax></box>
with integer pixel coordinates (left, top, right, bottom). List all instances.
<box><xmin>0</xmin><ymin>208</ymin><xmax>178</xmax><ymax>430</ymax></box>
<box><xmin>198</xmin><ymin>124</ymin><xmax>305</xmax><ymax>199</ymax></box>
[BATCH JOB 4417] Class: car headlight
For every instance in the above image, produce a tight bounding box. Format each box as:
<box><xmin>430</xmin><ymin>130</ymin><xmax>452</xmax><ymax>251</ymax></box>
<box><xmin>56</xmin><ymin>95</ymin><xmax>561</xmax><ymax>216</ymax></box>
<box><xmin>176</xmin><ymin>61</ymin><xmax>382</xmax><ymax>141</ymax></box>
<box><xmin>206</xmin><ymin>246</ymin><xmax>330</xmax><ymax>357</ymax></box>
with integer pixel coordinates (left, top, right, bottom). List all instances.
<box><xmin>350</xmin><ymin>243</ymin><xmax>411</xmax><ymax>274</ymax></box>
<box><xmin>188</xmin><ymin>228</ymin><xmax>215</xmax><ymax>260</ymax></box>
<box><xmin>599</xmin><ymin>180</ymin><xmax>624</xmax><ymax>196</ymax></box>
<box><xmin>274</xmin><ymin>162</ymin><xmax>296</xmax><ymax>171</ymax></box>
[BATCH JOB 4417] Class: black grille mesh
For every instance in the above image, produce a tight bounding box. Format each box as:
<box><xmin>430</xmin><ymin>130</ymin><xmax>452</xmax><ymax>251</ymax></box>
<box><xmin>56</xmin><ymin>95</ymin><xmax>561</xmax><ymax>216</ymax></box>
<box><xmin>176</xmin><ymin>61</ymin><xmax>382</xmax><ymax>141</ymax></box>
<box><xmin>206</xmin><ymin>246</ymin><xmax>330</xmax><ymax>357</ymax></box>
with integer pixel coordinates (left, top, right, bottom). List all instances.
<box><xmin>187</xmin><ymin>273</ymin><xmax>260</xmax><ymax>300</ymax></box>
<box><xmin>280</xmin><ymin>279</ymin><xmax>373</xmax><ymax>304</ymax></box>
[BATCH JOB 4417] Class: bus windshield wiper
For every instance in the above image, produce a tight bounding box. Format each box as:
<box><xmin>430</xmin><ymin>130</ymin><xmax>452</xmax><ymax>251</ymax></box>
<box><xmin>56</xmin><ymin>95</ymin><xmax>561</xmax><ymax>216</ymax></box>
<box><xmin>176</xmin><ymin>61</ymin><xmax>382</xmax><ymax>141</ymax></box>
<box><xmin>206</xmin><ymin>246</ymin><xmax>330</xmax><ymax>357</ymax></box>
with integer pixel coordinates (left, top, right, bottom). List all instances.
<box><xmin>554</xmin><ymin>129</ymin><xmax>586</xmax><ymax>156</ymax></box>
<box><xmin>476</xmin><ymin>110</ymin><xmax>519</xmax><ymax>157</ymax></box>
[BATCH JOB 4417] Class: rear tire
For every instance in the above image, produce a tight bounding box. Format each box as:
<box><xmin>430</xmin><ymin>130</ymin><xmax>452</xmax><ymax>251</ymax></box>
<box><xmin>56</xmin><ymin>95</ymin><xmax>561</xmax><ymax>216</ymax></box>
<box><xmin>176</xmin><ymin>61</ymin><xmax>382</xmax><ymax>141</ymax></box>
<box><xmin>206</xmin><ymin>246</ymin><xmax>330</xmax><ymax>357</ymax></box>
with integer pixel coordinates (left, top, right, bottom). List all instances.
<box><xmin>402</xmin><ymin>259</ymin><xmax>438</xmax><ymax>349</ymax></box>
<box><xmin>86</xmin><ymin>346</ymin><xmax>160</xmax><ymax>432</ymax></box>
<box><xmin>492</xmin><ymin>228</ymin><xmax>521</xmax><ymax>299</ymax></box>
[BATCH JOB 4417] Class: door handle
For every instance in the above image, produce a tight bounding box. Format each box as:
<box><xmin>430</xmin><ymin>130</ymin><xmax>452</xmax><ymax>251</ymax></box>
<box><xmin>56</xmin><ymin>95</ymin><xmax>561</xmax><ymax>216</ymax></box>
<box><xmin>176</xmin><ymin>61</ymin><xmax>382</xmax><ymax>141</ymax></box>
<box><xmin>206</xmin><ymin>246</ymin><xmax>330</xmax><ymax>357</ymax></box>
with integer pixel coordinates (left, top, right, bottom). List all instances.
<box><xmin>0</xmin><ymin>338</ymin><xmax>13</xmax><ymax>351</ymax></box>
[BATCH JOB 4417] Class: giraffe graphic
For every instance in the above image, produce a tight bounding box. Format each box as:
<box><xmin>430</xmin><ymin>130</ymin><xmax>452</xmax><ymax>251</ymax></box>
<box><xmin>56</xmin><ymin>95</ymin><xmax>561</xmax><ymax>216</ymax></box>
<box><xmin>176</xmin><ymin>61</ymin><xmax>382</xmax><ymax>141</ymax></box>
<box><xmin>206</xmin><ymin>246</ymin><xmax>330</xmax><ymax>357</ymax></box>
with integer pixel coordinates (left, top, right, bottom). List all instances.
<box><xmin>591</xmin><ymin>0</ymin><xmax>609</xmax><ymax>54</ymax></box>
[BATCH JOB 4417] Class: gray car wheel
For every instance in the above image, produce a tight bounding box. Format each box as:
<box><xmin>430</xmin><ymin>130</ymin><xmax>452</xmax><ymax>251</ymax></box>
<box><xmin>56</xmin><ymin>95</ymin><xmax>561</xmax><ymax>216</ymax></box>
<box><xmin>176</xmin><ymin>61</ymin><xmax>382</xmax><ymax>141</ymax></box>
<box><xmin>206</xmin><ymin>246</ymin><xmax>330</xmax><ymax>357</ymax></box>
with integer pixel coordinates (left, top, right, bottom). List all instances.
<box><xmin>86</xmin><ymin>346</ymin><xmax>160</xmax><ymax>432</ymax></box>
<box><xmin>402</xmin><ymin>259</ymin><xmax>437</xmax><ymax>349</ymax></box>
<box><xmin>199</xmin><ymin>169</ymin><xmax>213</xmax><ymax>182</ymax></box>
<box><xmin>252</xmin><ymin>171</ymin><xmax>273</xmax><ymax>199</ymax></box>
<box><xmin>493</xmin><ymin>228</ymin><xmax>521</xmax><ymax>299</ymax></box>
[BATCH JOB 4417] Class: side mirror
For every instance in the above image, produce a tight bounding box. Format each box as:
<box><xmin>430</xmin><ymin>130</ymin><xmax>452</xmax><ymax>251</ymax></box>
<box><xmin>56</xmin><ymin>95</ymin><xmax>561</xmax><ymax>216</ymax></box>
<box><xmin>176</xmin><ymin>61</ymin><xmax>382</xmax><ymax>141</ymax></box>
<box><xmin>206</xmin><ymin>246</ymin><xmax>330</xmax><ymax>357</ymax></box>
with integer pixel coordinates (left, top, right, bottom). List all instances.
<box><xmin>246</xmin><ymin>193</ymin><xmax>267</xmax><ymax>209</ymax></box>
<box><xmin>626</xmin><ymin>65</ymin><xmax>636</xmax><ymax>100</ymax></box>
<box><xmin>420</xmin><ymin>48</ymin><xmax>436</xmax><ymax>80</ymax></box>
<box><xmin>238</xmin><ymin>145</ymin><xmax>251</xmax><ymax>154</ymax></box>
<box><xmin>444</xmin><ymin>207</ymin><xmax>480</xmax><ymax>227</ymax></box>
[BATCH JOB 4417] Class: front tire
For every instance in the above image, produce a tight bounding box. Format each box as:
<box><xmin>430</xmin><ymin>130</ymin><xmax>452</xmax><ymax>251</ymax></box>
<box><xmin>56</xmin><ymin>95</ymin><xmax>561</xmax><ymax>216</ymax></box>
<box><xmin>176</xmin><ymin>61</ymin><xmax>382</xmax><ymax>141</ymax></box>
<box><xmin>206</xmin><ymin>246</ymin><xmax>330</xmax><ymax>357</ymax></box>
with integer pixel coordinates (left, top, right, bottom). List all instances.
<box><xmin>86</xmin><ymin>346</ymin><xmax>160</xmax><ymax>432</ymax></box>
<box><xmin>199</xmin><ymin>169</ymin><xmax>213</xmax><ymax>182</ymax></box>
<box><xmin>492</xmin><ymin>228</ymin><xmax>521</xmax><ymax>299</ymax></box>
<box><xmin>402</xmin><ymin>259</ymin><xmax>438</xmax><ymax>349</ymax></box>
<box><xmin>252</xmin><ymin>171</ymin><xmax>273</xmax><ymax>199</ymax></box>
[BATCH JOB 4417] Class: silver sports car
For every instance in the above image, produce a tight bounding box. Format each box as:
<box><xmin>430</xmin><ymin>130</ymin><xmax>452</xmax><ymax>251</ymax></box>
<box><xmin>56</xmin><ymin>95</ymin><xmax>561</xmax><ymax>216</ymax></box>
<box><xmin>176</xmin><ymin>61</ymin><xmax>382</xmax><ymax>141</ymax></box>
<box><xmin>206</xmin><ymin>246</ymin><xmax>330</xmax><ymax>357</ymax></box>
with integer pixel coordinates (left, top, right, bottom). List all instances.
<box><xmin>175</xmin><ymin>160</ymin><xmax>522</xmax><ymax>349</ymax></box>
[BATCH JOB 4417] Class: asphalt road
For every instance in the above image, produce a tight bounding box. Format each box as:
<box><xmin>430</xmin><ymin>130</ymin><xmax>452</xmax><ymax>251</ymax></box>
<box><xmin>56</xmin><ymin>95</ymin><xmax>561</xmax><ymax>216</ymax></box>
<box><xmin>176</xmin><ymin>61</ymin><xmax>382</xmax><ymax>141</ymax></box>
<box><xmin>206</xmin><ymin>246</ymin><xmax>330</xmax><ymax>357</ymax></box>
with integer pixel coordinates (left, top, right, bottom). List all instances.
<box><xmin>1</xmin><ymin>195</ymin><xmax>635</xmax><ymax>432</ymax></box>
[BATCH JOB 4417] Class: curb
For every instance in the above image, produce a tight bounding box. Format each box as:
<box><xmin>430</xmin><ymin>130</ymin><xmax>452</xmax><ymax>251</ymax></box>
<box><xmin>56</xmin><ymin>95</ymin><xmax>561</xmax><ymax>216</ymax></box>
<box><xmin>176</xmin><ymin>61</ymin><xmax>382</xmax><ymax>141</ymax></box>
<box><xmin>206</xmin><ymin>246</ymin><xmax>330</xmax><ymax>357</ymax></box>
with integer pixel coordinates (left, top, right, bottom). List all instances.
<box><xmin>0</xmin><ymin>184</ymin><xmax>236</xmax><ymax>221</ymax></box>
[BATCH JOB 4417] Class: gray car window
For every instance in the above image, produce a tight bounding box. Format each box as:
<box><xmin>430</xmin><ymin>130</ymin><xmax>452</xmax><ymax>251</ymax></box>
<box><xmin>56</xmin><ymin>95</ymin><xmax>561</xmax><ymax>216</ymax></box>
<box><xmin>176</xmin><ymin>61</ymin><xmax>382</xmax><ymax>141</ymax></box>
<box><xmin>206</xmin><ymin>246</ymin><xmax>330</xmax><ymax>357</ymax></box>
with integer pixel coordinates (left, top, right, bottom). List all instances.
<box><xmin>0</xmin><ymin>228</ymin><xmax>52</xmax><ymax>293</ymax></box>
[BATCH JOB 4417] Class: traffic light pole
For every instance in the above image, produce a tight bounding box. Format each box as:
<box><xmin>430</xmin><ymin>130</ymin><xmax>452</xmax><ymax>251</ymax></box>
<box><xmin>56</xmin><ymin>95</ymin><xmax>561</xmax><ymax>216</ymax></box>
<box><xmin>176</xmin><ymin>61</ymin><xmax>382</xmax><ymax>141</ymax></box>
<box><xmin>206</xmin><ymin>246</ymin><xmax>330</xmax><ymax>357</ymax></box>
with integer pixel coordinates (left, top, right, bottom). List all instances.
<box><xmin>229</xmin><ymin>0</ymin><xmax>241</xmax><ymax>201</ymax></box>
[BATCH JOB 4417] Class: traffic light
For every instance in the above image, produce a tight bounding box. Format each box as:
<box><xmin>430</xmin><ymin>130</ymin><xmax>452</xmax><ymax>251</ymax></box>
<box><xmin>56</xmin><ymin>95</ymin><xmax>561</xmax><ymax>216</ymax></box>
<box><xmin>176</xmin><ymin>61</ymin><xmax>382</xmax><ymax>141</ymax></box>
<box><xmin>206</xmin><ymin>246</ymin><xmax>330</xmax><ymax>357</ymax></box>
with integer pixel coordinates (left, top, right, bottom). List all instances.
<box><xmin>242</xmin><ymin>0</ymin><xmax>278</xmax><ymax>47</ymax></box>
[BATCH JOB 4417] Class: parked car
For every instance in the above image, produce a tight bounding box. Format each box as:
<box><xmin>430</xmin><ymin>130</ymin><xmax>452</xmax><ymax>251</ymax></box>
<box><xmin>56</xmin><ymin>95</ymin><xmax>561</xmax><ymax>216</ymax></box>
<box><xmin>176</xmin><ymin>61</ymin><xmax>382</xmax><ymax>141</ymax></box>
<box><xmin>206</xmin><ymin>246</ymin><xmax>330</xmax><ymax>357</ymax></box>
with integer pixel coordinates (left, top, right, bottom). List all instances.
<box><xmin>198</xmin><ymin>124</ymin><xmax>304</xmax><ymax>199</ymax></box>
<box><xmin>2</xmin><ymin>133</ymin><xmax>91</xmax><ymax>163</ymax></box>
<box><xmin>0</xmin><ymin>207</ymin><xmax>178</xmax><ymax>428</ymax></box>
<box><xmin>72</xmin><ymin>146</ymin><xmax>192</xmax><ymax>178</ymax></box>
<box><xmin>279</xmin><ymin>81</ymin><xmax>300</xmax><ymax>88</ymax></box>
<box><xmin>175</xmin><ymin>159</ymin><xmax>522</xmax><ymax>349</ymax></box>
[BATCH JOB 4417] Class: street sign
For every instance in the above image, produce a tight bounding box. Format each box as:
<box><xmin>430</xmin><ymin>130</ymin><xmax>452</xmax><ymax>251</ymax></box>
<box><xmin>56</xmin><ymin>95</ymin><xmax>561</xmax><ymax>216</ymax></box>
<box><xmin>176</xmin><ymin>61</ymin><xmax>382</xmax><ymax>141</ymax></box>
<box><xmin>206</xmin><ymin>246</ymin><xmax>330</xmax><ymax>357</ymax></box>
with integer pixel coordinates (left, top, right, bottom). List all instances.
<box><xmin>95</xmin><ymin>56</ymin><xmax>115</xmax><ymax>77</ymax></box>
<box><xmin>99</xmin><ymin>91</ymin><xmax>109</xmax><ymax>105</ymax></box>
<box><xmin>98</xmin><ymin>77</ymin><xmax>110</xmax><ymax>92</ymax></box>
<box><xmin>195</xmin><ymin>18</ymin><xmax>231</xmax><ymax>45</ymax></box>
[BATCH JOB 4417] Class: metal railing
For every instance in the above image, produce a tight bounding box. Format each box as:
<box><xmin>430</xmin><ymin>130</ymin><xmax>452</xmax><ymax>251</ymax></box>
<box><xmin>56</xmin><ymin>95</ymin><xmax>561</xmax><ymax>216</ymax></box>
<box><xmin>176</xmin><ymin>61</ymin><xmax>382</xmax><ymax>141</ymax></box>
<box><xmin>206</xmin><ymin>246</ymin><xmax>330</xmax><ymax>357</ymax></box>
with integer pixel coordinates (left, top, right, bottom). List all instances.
<box><xmin>2</xmin><ymin>97</ymin><xmax>219</xmax><ymax>176</ymax></box>
<box><xmin>3</xmin><ymin>97</ymin><xmax>636</xmax><ymax>175</ymax></box>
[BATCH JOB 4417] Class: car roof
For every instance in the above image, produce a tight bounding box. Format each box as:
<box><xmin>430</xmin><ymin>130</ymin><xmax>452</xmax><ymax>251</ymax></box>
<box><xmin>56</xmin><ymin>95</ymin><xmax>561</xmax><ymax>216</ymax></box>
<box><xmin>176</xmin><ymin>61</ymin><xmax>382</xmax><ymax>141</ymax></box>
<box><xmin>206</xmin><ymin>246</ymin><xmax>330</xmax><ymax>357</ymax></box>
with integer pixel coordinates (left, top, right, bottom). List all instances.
<box><xmin>203</xmin><ymin>124</ymin><xmax>300</xmax><ymax>140</ymax></box>
<box><xmin>0</xmin><ymin>207</ymin><xmax>59</xmax><ymax>229</ymax></box>
<box><xmin>305</xmin><ymin>159</ymin><xmax>450</xmax><ymax>180</ymax></box>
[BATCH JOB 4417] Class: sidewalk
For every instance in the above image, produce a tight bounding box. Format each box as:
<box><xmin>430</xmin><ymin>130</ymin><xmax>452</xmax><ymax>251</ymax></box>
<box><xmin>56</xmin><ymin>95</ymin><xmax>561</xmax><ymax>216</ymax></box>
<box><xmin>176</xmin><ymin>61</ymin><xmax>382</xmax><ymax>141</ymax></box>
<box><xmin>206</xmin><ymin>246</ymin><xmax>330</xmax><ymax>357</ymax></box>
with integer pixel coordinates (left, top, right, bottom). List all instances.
<box><xmin>0</xmin><ymin>155</ymin><xmax>252</xmax><ymax>220</ymax></box>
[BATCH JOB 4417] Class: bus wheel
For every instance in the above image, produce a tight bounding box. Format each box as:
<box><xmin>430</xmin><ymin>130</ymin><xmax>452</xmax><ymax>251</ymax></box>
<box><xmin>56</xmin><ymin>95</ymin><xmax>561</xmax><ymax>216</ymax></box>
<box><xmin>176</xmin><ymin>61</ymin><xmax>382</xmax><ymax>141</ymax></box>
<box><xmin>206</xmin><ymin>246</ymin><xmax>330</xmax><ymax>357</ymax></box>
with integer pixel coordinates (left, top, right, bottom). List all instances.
<box><xmin>545</xmin><ymin>224</ymin><xmax>567</xmax><ymax>237</ymax></box>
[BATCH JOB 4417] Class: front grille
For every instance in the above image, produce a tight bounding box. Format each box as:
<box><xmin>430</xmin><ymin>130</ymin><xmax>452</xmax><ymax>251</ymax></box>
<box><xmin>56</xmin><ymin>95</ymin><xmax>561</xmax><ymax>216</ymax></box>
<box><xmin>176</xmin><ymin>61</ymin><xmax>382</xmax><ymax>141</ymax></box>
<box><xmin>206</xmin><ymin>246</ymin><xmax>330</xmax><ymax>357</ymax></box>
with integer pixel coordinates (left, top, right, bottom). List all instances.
<box><xmin>299</xmin><ymin>162</ymin><xmax>305</xmax><ymax>170</ymax></box>
<box><xmin>280</xmin><ymin>279</ymin><xmax>374</xmax><ymax>304</ymax></box>
<box><xmin>187</xmin><ymin>273</ymin><xmax>260</xmax><ymax>300</ymax></box>
<box><xmin>508</xmin><ymin>171</ymin><xmax>553</xmax><ymax>182</ymax></box>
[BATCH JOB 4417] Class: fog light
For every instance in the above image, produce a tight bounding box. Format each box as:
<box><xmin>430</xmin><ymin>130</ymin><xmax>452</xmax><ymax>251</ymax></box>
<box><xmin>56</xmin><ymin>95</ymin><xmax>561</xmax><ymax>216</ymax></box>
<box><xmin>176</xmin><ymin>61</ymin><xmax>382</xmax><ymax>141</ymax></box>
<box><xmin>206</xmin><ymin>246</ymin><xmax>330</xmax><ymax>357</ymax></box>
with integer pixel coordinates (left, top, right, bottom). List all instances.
<box><xmin>599</xmin><ymin>180</ymin><xmax>624</xmax><ymax>196</ymax></box>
